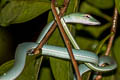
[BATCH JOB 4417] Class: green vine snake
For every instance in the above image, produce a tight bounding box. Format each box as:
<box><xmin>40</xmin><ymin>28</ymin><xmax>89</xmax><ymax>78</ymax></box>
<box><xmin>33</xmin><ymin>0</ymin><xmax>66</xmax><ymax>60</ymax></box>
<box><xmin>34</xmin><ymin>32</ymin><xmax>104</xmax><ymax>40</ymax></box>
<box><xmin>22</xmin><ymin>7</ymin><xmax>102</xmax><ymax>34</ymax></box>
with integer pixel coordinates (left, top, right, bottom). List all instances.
<box><xmin>0</xmin><ymin>12</ymin><xmax>117</xmax><ymax>80</ymax></box>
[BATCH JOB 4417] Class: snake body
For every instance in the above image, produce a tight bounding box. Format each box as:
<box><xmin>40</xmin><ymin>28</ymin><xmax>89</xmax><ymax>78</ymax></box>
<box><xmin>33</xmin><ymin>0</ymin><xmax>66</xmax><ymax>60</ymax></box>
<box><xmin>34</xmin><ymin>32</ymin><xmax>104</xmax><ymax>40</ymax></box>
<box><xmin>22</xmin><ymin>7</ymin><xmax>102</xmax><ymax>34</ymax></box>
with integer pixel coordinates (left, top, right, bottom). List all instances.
<box><xmin>0</xmin><ymin>13</ymin><xmax>117</xmax><ymax>80</ymax></box>
<box><xmin>0</xmin><ymin>42</ymin><xmax>117</xmax><ymax>80</ymax></box>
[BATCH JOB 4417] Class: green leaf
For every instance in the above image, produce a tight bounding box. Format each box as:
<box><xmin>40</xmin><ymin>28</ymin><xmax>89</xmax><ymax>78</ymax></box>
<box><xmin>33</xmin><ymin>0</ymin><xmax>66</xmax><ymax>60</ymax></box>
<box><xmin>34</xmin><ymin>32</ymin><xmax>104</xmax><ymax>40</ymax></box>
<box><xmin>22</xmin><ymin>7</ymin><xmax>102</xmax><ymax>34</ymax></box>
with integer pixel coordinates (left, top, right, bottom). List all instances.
<box><xmin>13</xmin><ymin>1</ymin><xmax>51</xmax><ymax>24</ymax></box>
<box><xmin>17</xmin><ymin>55</ymin><xmax>43</xmax><ymax>80</ymax></box>
<box><xmin>39</xmin><ymin>67</ymin><xmax>53</xmax><ymax>80</ymax></box>
<box><xmin>0</xmin><ymin>1</ymin><xmax>23</xmax><ymax>26</ymax></box>
<box><xmin>75</xmin><ymin>36</ymin><xmax>98</xmax><ymax>50</ymax></box>
<box><xmin>66</xmin><ymin>0</ymin><xmax>80</xmax><ymax>14</ymax></box>
<box><xmin>113</xmin><ymin>37</ymin><xmax>120</xmax><ymax>80</ymax></box>
<box><xmin>86</xmin><ymin>0</ymin><xmax>114</xmax><ymax>9</ymax></box>
<box><xmin>50</xmin><ymin>57</ymin><xmax>73</xmax><ymax>80</ymax></box>
<box><xmin>115</xmin><ymin>0</ymin><xmax>120</xmax><ymax>14</ymax></box>
<box><xmin>0</xmin><ymin>60</ymin><xmax>14</xmax><ymax>75</ymax></box>
<box><xmin>101</xmin><ymin>74</ymin><xmax>115</xmax><ymax>80</ymax></box>
<box><xmin>0</xmin><ymin>1</ymin><xmax>51</xmax><ymax>26</ymax></box>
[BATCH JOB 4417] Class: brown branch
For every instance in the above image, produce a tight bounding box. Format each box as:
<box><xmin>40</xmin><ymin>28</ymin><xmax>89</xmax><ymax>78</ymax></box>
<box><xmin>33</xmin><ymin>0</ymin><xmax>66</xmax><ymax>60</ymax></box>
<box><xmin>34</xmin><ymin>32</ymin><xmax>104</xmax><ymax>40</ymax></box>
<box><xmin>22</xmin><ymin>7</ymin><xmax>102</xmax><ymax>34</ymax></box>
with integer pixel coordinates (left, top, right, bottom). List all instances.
<box><xmin>95</xmin><ymin>8</ymin><xmax>118</xmax><ymax>80</ymax></box>
<box><xmin>105</xmin><ymin>8</ymin><xmax>118</xmax><ymax>56</ymax></box>
<box><xmin>51</xmin><ymin>0</ymin><xmax>81</xmax><ymax>80</ymax></box>
<box><xmin>34</xmin><ymin>0</ymin><xmax>69</xmax><ymax>54</ymax></box>
<box><xmin>34</xmin><ymin>0</ymin><xmax>70</xmax><ymax>80</ymax></box>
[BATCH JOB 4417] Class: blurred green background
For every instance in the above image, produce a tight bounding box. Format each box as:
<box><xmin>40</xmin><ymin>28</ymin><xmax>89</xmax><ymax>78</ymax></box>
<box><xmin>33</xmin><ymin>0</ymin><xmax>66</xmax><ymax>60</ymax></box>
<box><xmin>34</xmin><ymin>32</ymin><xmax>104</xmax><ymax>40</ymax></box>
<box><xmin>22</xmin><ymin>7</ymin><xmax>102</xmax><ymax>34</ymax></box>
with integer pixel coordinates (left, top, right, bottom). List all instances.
<box><xmin>0</xmin><ymin>0</ymin><xmax>120</xmax><ymax>80</ymax></box>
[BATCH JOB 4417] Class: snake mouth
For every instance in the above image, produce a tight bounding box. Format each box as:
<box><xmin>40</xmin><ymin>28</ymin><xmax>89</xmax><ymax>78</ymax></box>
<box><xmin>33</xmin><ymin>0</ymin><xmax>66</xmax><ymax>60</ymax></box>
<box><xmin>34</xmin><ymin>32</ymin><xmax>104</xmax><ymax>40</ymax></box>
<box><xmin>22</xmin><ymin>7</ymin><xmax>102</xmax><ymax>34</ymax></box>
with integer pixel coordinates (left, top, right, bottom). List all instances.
<box><xmin>88</xmin><ymin>21</ymin><xmax>101</xmax><ymax>25</ymax></box>
<box><xmin>27</xmin><ymin>49</ymin><xmax>34</xmax><ymax>55</ymax></box>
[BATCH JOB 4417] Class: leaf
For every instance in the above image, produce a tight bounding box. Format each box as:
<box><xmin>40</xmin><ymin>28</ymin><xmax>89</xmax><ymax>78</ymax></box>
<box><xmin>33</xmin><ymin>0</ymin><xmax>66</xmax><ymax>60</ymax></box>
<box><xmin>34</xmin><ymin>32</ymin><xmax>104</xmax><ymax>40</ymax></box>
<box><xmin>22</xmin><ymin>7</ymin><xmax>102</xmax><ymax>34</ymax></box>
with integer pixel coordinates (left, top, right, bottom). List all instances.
<box><xmin>13</xmin><ymin>1</ymin><xmax>51</xmax><ymax>24</ymax></box>
<box><xmin>0</xmin><ymin>55</ymin><xmax>43</xmax><ymax>80</ymax></box>
<box><xmin>86</xmin><ymin>0</ymin><xmax>114</xmax><ymax>9</ymax></box>
<box><xmin>0</xmin><ymin>60</ymin><xmax>14</xmax><ymax>75</ymax></box>
<box><xmin>17</xmin><ymin>55</ymin><xmax>43</xmax><ymax>80</ymax></box>
<box><xmin>75</xmin><ymin>36</ymin><xmax>98</xmax><ymax>50</ymax></box>
<box><xmin>113</xmin><ymin>37</ymin><xmax>120</xmax><ymax>80</ymax></box>
<box><xmin>0</xmin><ymin>1</ymin><xmax>51</xmax><ymax>26</ymax></box>
<box><xmin>101</xmin><ymin>74</ymin><xmax>115</xmax><ymax>80</ymax></box>
<box><xmin>38</xmin><ymin>67</ymin><xmax>53</xmax><ymax>80</ymax></box>
<box><xmin>79</xmin><ymin>2</ymin><xmax>112</xmax><ymax>21</ymax></box>
<box><xmin>50</xmin><ymin>57</ymin><xmax>74</xmax><ymax>80</ymax></box>
<box><xmin>0</xmin><ymin>1</ymin><xmax>23</xmax><ymax>26</ymax></box>
<box><xmin>115</xmin><ymin>0</ymin><xmax>120</xmax><ymax>14</ymax></box>
<box><xmin>66</xmin><ymin>0</ymin><xmax>80</xmax><ymax>14</ymax></box>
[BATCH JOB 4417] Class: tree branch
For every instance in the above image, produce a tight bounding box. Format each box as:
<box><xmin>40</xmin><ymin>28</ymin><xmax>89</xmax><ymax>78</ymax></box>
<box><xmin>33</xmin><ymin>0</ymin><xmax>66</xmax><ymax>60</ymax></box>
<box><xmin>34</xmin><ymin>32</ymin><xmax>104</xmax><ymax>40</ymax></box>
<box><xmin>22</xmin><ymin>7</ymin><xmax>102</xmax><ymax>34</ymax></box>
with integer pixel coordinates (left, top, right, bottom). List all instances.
<box><xmin>51</xmin><ymin>0</ymin><xmax>81</xmax><ymax>80</ymax></box>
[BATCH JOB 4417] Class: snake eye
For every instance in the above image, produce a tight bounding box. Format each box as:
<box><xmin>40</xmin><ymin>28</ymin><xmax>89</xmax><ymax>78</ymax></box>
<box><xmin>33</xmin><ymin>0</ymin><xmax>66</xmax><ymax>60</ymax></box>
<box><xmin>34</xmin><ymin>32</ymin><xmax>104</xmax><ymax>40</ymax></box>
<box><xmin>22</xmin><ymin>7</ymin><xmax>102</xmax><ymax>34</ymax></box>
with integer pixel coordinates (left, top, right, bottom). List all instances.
<box><xmin>84</xmin><ymin>14</ymin><xmax>91</xmax><ymax>18</ymax></box>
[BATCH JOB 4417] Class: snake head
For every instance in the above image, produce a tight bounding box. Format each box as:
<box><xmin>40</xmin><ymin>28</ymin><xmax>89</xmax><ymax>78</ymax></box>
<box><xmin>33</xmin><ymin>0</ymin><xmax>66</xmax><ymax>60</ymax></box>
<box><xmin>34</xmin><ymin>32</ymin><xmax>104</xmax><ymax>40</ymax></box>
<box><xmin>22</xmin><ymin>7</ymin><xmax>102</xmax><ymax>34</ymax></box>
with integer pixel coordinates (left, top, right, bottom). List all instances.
<box><xmin>64</xmin><ymin>13</ymin><xmax>101</xmax><ymax>25</ymax></box>
<box><xmin>82</xmin><ymin>14</ymin><xmax>101</xmax><ymax>25</ymax></box>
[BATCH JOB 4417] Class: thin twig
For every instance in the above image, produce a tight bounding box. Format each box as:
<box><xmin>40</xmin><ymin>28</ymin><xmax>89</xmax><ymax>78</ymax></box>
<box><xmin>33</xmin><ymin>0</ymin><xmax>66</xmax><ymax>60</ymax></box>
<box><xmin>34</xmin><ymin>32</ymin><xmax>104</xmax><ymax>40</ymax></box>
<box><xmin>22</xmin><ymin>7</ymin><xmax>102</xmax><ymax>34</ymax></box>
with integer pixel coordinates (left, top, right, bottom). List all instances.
<box><xmin>95</xmin><ymin>8</ymin><xmax>118</xmax><ymax>80</ymax></box>
<box><xmin>34</xmin><ymin>0</ymin><xmax>69</xmax><ymax>54</ymax></box>
<box><xmin>51</xmin><ymin>0</ymin><xmax>81</xmax><ymax>80</ymax></box>
<box><xmin>105</xmin><ymin>8</ymin><xmax>118</xmax><ymax>56</ymax></box>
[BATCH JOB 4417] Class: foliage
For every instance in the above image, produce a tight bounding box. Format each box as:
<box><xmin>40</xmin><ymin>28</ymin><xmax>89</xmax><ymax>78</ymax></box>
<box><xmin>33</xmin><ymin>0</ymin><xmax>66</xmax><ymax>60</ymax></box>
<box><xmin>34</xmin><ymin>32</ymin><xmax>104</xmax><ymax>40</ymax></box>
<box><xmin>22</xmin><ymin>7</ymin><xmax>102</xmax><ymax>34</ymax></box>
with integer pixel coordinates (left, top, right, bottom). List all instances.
<box><xmin>0</xmin><ymin>0</ymin><xmax>120</xmax><ymax>80</ymax></box>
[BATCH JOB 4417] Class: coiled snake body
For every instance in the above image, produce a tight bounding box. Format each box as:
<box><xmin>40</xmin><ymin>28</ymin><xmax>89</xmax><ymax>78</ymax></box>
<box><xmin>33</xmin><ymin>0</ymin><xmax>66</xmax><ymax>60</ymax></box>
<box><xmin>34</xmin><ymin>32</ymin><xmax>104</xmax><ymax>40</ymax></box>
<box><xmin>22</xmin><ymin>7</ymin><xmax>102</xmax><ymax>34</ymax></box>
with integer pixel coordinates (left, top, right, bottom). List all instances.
<box><xmin>0</xmin><ymin>13</ymin><xmax>117</xmax><ymax>80</ymax></box>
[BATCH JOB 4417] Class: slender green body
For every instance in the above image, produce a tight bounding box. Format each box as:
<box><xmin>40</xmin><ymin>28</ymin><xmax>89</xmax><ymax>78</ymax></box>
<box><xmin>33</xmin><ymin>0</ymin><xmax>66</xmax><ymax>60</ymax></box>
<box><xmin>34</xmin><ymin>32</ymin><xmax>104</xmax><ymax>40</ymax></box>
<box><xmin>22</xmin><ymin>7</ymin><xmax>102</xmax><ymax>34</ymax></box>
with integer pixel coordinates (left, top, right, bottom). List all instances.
<box><xmin>0</xmin><ymin>12</ymin><xmax>117</xmax><ymax>80</ymax></box>
<box><xmin>36</xmin><ymin>12</ymin><xmax>100</xmax><ymax>43</ymax></box>
<box><xmin>0</xmin><ymin>42</ymin><xmax>117</xmax><ymax>80</ymax></box>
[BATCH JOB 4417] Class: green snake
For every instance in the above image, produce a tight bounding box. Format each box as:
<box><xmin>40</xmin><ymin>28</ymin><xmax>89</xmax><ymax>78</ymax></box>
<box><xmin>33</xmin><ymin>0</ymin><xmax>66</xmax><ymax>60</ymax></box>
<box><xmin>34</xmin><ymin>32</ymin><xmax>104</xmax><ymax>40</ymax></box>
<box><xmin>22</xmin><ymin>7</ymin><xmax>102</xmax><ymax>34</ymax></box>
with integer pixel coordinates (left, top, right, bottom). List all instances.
<box><xmin>0</xmin><ymin>13</ymin><xmax>117</xmax><ymax>80</ymax></box>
